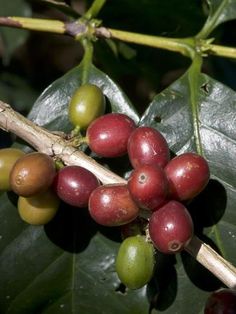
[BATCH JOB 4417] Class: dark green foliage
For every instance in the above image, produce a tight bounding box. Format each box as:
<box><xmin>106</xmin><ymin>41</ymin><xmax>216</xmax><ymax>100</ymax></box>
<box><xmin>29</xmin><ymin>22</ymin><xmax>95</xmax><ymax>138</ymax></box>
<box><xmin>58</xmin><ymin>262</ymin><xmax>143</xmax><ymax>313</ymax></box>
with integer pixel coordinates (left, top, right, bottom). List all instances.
<box><xmin>0</xmin><ymin>0</ymin><xmax>236</xmax><ymax>313</ymax></box>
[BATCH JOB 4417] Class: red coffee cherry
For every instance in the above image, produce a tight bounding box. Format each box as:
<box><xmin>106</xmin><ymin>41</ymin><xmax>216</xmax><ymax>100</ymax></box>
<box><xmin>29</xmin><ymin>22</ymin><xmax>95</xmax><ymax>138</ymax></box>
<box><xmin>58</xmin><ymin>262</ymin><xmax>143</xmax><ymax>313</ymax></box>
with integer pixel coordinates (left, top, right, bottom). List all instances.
<box><xmin>149</xmin><ymin>200</ymin><xmax>194</xmax><ymax>254</ymax></box>
<box><xmin>53</xmin><ymin>166</ymin><xmax>99</xmax><ymax>207</ymax></box>
<box><xmin>165</xmin><ymin>152</ymin><xmax>210</xmax><ymax>201</ymax></box>
<box><xmin>128</xmin><ymin>164</ymin><xmax>168</xmax><ymax>210</ymax></box>
<box><xmin>86</xmin><ymin>113</ymin><xmax>136</xmax><ymax>158</ymax></box>
<box><xmin>204</xmin><ymin>288</ymin><xmax>236</xmax><ymax>314</ymax></box>
<box><xmin>128</xmin><ymin>126</ymin><xmax>170</xmax><ymax>169</ymax></box>
<box><xmin>88</xmin><ymin>184</ymin><xmax>139</xmax><ymax>226</ymax></box>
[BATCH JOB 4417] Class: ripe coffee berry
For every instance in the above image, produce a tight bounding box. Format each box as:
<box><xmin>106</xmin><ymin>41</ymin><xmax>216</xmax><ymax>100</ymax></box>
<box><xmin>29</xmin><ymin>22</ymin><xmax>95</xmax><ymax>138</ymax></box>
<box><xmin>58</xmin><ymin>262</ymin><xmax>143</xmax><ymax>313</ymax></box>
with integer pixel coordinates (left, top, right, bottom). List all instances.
<box><xmin>128</xmin><ymin>126</ymin><xmax>170</xmax><ymax>169</ymax></box>
<box><xmin>88</xmin><ymin>184</ymin><xmax>139</xmax><ymax>226</ymax></box>
<box><xmin>53</xmin><ymin>165</ymin><xmax>99</xmax><ymax>207</ymax></box>
<box><xmin>149</xmin><ymin>200</ymin><xmax>193</xmax><ymax>254</ymax></box>
<box><xmin>128</xmin><ymin>164</ymin><xmax>168</xmax><ymax>210</ymax></box>
<box><xmin>204</xmin><ymin>288</ymin><xmax>236</xmax><ymax>314</ymax></box>
<box><xmin>10</xmin><ymin>152</ymin><xmax>56</xmax><ymax>197</ymax></box>
<box><xmin>165</xmin><ymin>152</ymin><xmax>210</xmax><ymax>201</ymax></box>
<box><xmin>86</xmin><ymin>113</ymin><xmax>136</xmax><ymax>158</ymax></box>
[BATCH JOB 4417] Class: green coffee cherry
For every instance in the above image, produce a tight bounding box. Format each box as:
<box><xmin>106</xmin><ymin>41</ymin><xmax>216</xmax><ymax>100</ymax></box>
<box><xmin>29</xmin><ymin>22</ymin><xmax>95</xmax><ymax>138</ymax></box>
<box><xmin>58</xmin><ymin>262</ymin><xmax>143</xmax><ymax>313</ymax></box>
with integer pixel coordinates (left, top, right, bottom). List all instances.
<box><xmin>18</xmin><ymin>189</ymin><xmax>60</xmax><ymax>225</ymax></box>
<box><xmin>68</xmin><ymin>83</ymin><xmax>105</xmax><ymax>129</ymax></box>
<box><xmin>0</xmin><ymin>148</ymin><xmax>25</xmax><ymax>191</ymax></box>
<box><xmin>116</xmin><ymin>235</ymin><xmax>155</xmax><ymax>289</ymax></box>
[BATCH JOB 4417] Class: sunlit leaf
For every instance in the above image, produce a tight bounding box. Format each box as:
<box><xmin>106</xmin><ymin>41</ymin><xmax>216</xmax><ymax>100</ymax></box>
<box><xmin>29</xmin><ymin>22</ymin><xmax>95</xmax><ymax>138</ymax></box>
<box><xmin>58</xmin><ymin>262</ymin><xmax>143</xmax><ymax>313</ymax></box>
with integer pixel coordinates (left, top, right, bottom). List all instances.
<box><xmin>197</xmin><ymin>0</ymin><xmax>236</xmax><ymax>37</ymax></box>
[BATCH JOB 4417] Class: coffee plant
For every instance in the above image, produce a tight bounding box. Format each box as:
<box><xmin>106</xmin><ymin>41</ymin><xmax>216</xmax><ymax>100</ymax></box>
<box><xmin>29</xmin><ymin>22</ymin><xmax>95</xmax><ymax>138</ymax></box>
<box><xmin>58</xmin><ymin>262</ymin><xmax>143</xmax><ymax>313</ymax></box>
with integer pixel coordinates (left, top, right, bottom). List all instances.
<box><xmin>0</xmin><ymin>1</ymin><xmax>236</xmax><ymax>313</ymax></box>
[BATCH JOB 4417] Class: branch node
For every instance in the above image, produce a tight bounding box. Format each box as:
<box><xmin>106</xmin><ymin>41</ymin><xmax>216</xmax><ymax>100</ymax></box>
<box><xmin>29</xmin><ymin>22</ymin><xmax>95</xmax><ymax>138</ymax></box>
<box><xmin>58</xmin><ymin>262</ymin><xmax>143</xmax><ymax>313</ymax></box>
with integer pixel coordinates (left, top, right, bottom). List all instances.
<box><xmin>65</xmin><ymin>21</ymin><xmax>87</xmax><ymax>37</ymax></box>
<box><xmin>95</xmin><ymin>26</ymin><xmax>111</xmax><ymax>38</ymax></box>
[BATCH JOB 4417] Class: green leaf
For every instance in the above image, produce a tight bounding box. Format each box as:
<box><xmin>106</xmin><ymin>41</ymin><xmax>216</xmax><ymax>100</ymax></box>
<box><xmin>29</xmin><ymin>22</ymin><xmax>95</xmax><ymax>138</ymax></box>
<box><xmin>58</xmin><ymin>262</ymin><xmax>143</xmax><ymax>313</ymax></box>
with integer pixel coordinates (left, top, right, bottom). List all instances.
<box><xmin>141</xmin><ymin>70</ymin><xmax>236</xmax><ymax>311</ymax></box>
<box><xmin>38</xmin><ymin>0</ymin><xmax>80</xmax><ymax>19</ymax></box>
<box><xmin>0</xmin><ymin>194</ymin><xmax>153</xmax><ymax>314</ymax></box>
<box><xmin>197</xmin><ymin>0</ymin><xmax>236</xmax><ymax>38</ymax></box>
<box><xmin>0</xmin><ymin>0</ymin><xmax>31</xmax><ymax>64</ymax></box>
<box><xmin>0</xmin><ymin>72</ymin><xmax>38</xmax><ymax>113</ymax></box>
<box><xmin>1</xmin><ymin>57</ymin><xmax>236</xmax><ymax>313</ymax></box>
<box><xmin>28</xmin><ymin>64</ymin><xmax>139</xmax><ymax>131</ymax></box>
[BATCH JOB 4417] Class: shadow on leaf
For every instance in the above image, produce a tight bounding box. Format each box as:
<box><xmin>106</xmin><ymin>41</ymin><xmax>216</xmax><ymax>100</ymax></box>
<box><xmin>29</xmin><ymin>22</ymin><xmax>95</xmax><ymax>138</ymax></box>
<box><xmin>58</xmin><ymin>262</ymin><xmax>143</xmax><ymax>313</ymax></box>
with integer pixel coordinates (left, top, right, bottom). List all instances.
<box><xmin>181</xmin><ymin>236</ymin><xmax>223</xmax><ymax>291</ymax></box>
<box><xmin>147</xmin><ymin>253</ymin><xmax>177</xmax><ymax>312</ymax></box>
<box><xmin>44</xmin><ymin>202</ymin><xmax>97</xmax><ymax>253</ymax></box>
<box><xmin>188</xmin><ymin>179</ymin><xmax>227</xmax><ymax>232</ymax></box>
<box><xmin>7</xmin><ymin>191</ymin><xmax>18</xmax><ymax>207</ymax></box>
<box><xmin>97</xmin><ymin>225</ymin><xmax>122</xmax><ymax>243</ymax></box>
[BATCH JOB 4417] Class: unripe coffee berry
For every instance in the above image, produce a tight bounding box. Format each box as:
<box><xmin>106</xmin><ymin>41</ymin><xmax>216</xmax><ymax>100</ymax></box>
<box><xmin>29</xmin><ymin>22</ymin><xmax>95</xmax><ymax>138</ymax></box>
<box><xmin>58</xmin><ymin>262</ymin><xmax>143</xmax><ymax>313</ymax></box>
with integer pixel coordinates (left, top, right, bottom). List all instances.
<box><xmin>0</xmin><ymin>148</ymin><xmax>25</xmax><ymax>191</ymax></box>
<box><xmin>68</xmin><ymin>83</ymin><xmax>105</xmax><ymax>129</ymax></box>
<box><xmin>116</xmin><ymin>235</ymin><xmax>155</xmax><ymax>289</ymax></box>
<box><xmin>18</xmin><ymin>189</ymin><xmax>60</xmax><ymax>225</ymax></box>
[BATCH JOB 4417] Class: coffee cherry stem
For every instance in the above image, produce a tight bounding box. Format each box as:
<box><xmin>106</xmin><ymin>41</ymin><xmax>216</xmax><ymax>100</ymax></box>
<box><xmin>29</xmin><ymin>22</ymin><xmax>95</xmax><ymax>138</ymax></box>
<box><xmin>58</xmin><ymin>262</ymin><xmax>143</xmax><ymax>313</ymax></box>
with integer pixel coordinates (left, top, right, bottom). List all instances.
<box><xmin>70</xmin><ymin>127</ymin><xmax>89</xmax><ymax>147</ymax></box>
<box><xmin>71</xmin><ymin>126</ymin><xmax>81</xmax><ymax>137</ymax></box>
<box><xmin>0</xmin><ymin>100</ymin><xmax>236</xmax><ymax>288</ymax></box>
<box><xmin>81</xmin><ymin>39</ymin><xmax>94</xmax><ymax>85</ymax></box>
<box><xmin>55</xmin><ymin>159</ymin><xmax>65</xmax><ymax>170</ymax></box>
<box><xmin>69</xmin><ymin>135</ymin><xmax>88</xmax><ymax>148</ymax></box>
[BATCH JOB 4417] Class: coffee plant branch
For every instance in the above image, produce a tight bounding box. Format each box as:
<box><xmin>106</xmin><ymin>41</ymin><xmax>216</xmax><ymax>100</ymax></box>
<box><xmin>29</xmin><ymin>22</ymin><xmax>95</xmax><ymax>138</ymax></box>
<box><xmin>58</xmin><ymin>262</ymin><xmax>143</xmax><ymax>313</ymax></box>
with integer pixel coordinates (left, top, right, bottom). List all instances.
<box><xmin>0</xmin><ymin>101</ymin><xmax>125</xmax><ymax>185</ymax></box>
<box><xmin>0</xmin><ymin>17</ymin><xmax>235</xmax><ymax>60</ymax></box>
<box><xmin>0</xmin><ymin>100</ymin><xmax>236</xmax><ymax>289</ymax></box>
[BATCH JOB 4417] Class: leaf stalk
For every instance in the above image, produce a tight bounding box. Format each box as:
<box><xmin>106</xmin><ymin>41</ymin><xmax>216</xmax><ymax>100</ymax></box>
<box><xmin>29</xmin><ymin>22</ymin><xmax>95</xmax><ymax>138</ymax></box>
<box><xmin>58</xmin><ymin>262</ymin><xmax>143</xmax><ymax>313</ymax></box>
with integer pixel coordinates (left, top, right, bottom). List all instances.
<box><xmin>84</xmin><ymin>0</ymin><xmax>107</xmax><ymax>19</ymax></box>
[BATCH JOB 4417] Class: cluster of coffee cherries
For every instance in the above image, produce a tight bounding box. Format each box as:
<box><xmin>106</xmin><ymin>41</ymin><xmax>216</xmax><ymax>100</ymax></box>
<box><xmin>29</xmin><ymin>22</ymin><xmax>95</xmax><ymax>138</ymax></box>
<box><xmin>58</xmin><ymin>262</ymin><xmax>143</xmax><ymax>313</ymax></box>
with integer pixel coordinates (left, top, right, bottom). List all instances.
<box><xmin>67</xmin><ymin>83</ymin><xmax>210</xmax><ymax>290</ymax></box>
<box><xmin>0</xmin><ymin>149</ymin><xmax>60</xmax><ymax>225</ymax></box>
<box><xmin>0</xmin><ymin>84</ymin><xmax>211</xmax><ymax>292</ymax></box>
<box><xmin>83</xmin><ymin>111</ymin><xmax>210</xmax><ymax>289</ymax></box>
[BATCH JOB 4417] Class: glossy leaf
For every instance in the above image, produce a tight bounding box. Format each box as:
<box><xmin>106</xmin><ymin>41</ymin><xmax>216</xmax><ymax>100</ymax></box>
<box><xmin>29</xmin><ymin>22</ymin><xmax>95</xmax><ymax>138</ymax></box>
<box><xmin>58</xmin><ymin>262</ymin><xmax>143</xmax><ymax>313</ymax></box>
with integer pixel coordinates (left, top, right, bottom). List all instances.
<box><xmin>0</xmin><ymin>0</ymin><xmax>236</xmax><ymax>308</ymax></box>
<box><xmin>208</xmin><ymin>0</ymin><xmax>236</xmax><ymax>24</ymax></box>
<box><xmin>0</xmin><ymin>194</ymin><xmax>153</xmax><ymax>314</ymax></box>
<box><xmin>197</xmin><ymin>0</ymin><xmax>236</xmax><ymax>38</ymax></box>
<box><xmin>141</xmin><ymin>68</ymin><xmax>236</xmax><ymax>312</ymax></box>
<box><xmin>0</xmin><ymin>0</ymin><xmax>31</xmax><ymax>63</ymax></box>
<box><xmin>39</xmin><ymin>0</ymin><xmax>80</xmax><ymax>18</ymax></box>
<box><xmin>1</xmin><ymin>63</ymin><xmax>236</xmax><ymax>313</ymax></box>
<box><xmin>28</xmin><ymin>64</ymin><xmax>139</xmax><ymax>131</ymax></box>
